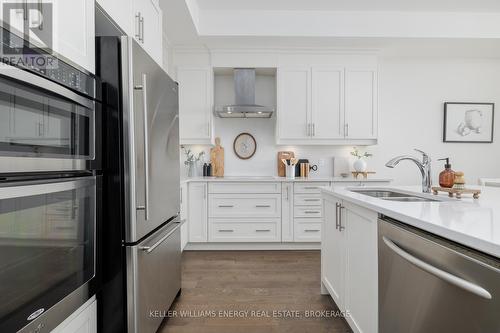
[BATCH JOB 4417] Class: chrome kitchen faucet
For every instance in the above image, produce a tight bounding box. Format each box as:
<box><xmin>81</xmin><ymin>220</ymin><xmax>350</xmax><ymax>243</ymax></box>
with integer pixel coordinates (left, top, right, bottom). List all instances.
<box><xmin>386</xmin><ymin>149</ymin><xmax>432</xmax><ymax>193</ymax></box>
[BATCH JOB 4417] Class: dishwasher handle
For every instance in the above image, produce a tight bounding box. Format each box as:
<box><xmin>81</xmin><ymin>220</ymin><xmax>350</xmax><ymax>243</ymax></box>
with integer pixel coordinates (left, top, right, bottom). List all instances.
<box><xmin>382</xmin><ymin>236</ymin><xmax>492</xmax><ymax>300</ymax></box>
<box><xmin>140</xmin><ymin>220</ymin><xmax>184</xmax><ymax>253</ymax></box>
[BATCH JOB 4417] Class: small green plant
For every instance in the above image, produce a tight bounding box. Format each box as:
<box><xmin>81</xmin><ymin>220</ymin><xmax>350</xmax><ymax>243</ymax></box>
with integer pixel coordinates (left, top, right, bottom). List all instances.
<box><xmin>350</xmin><ymin>147</ymin><xmax>373</xmax><ymax>159</ymax></box>
<box><xmin>182</xmin><ymin>146</ymin><xmax>205</xmax><ymax>166</ymax></box>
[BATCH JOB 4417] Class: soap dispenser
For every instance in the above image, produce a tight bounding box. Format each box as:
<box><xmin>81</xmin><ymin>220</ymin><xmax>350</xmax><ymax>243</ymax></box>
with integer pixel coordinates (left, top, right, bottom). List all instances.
<box><xmin>438</xmin><ymin>158</ymin><xmax>455</xmax><ymax>188</ymax></box>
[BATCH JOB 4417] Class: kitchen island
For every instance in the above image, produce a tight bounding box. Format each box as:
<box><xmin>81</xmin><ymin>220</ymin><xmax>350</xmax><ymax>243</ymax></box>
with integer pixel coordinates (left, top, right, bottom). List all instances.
<box><xmin>320</xmin><ymin>185</ymin><xmax>500</xmax><ymax>333</ymax></box>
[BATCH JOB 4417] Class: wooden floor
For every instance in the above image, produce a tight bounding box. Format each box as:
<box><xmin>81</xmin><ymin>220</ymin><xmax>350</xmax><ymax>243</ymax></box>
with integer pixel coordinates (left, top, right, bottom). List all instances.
<box><xmin>159</xmin><ymin>250</ymin><xmax>352</xmax><ymax>333</ymax></box>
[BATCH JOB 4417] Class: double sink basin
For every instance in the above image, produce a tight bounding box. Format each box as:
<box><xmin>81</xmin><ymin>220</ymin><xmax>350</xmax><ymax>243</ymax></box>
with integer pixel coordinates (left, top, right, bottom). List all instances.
<box><xmin>350</xmin><ymin>189</ymin><xmax>440</xmax><ymax>202</ymax></box>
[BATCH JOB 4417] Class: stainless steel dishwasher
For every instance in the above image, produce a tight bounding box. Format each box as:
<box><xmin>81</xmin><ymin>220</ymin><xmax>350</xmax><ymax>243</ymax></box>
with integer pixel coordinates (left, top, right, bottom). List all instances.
<box><xmin>378</xmin><ymin>217</ymin><xmax>500</xmax><ymax>333</ymax></box>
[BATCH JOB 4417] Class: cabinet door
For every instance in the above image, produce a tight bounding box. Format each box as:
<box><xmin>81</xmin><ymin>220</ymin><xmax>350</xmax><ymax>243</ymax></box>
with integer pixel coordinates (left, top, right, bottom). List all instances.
<box><xmin>311</xmin><ymin>67</ymin><xmax>344</xmax><ymax>139</ymax></box>
<box><xmin>177</xmin><ymin>67</ymin><xmax>213</xmax><ymax>144</ymax></box>
<box><xmin>96</xmin><ymin>0</ymin><xmax>134</xmax><ymax>35</ymax></box>
<box><xmin>281</xmin><ymin>183</ymin><xmax>293</xmax><ymax>242</ymax></box>
<box><xmin>344</xmin><ymin>68</ymin><xmax>377</xmax><ymax>139</ymax></box>
<box><xmin>53</xmin><ymin>0</ymin><xmax>95</xmax><ymax>73</ymax></box>
<box><xmin>277</xmin><ymin>67</ymin><xmax>311</xmax><ymax>140</ymax></box>
<box><xmin>321</xmin><ymin>196</ymin><xmax>345</xmax><ymax>311</ymax></box>
<box><xmin>139</xmin><ymin>0</ymin><xmax>162</xmax><ymax>65</ymax></box>
<box><xmin>180</xmin><ymin>182</ymin><xmax>188</xmax><ymax>250</ymax></box>
<box><xmin>188</xmin><ymin>183</ymin><xmax>208</xmax><ymax>242</ymax></box>
<box><xmin>344</xmin><ymin>202</ymin><xmax>378</xmax><ymax>333</ymax></box>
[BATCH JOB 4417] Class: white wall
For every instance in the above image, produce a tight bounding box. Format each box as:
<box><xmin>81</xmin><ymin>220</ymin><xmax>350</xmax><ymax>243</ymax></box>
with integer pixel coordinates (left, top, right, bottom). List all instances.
<box><xmin>178</xmin><ymin>51</ymin><xmax>500</xmax><ymax>185</ymax></box>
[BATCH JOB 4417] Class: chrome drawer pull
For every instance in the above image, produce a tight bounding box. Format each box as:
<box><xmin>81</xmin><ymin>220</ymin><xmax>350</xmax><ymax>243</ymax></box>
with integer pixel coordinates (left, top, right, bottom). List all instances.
<box><xmin>304</xmin><ymin>199</ymin><xmax>320</xmax><ymax>202</ymax></box>
<box><xmin>218</xmin><ymin>205</ymin><xmax>234</xmax><ymax>208</ymax></box>
<box><xmin>304</xmin><ymin>210</ymin><xmax>320</xmax><ymax>214</ymax></box>
<box><xmin>304</xmin><ymin>229</ymin><xmax>320</xmax><ymax>232</ymax></box>
<box><xmin>256</xmin><ymin>229</ymin><xmax>271</xmax><ymax>232</ymax></box>
<box><xmin>218</xmin><ymin>229</ymin><xmax>234</xmax><ymax>232</ymax></box>
<box><xmin>304</xmin><ymin>187</ymin><xmax>317</xmax><ymax>190</ymax></box>
<box><xmin>255</xmin><ymin>205</ymin><xmax>271</xmax><ymax>208</ymax></box>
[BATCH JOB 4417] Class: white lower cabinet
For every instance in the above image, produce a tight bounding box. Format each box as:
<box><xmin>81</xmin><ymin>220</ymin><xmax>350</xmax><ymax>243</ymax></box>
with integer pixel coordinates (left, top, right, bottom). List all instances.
<box><xmin>209</xmin><ymin>218</ymin><xmax>281</xmax><ymax>242</ymax></box>
<box><xmin>187</xmin><ymin>182</ymin><xmax>208</xmax><ymax>242</ymax></box>
<box><xmin>293</xmin><ymin>182</ymin><xmax>330</xmax><ymax>242</ymax></box>
<box><xmin>180</xmin><ymin>182</ymin><xmax>188</xmax><ymax>250</ymax></box>
<box><xmin>51</xmin><ymin>298</ymin><xmax>96</xmax><ymax>333</ymax></box>
<box><xmin>281</xmin><ymin>183</ymin><xmax>294</xmax><ymax>241</ymax></box>
<box><xmin>322</xmin><ymin>193</ymin><xmax>378</xmax><ymax>333</ymax></box>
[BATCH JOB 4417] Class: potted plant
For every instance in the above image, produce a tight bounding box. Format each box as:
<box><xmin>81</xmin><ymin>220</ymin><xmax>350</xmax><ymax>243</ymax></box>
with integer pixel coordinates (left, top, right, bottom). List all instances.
<box><xmin>182</xmin><ymin>146</ymin><xmax>205</xmax><ymax>177</ymax></box>
<box><xmin>350</xmin><ymin>147</ymin><xmax>373</xmax><ymax>172</ymax></box>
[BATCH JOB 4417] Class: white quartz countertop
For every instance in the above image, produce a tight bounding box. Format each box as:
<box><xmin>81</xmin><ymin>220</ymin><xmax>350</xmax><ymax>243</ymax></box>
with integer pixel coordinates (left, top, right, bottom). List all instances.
<box><xmin>321</xmin><ymin>185</ymin><xmax>500</xmax><ymax>258</ymax></box>
<box><xmin>182</xmin><ymin>176</ymin><xmax>392</xmax><ymax>183</ymax></box>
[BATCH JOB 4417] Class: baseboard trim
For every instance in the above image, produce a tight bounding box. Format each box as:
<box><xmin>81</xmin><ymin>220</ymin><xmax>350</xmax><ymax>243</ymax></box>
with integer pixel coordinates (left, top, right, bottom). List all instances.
<box><xmin>184</xmin><ymin>242</ymin><xmax>321</xmax><ymax>251</ymax></box>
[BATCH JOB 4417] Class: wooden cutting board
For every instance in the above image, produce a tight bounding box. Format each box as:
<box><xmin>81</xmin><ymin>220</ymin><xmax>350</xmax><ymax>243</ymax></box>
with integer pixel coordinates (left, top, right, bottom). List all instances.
<box><xmin>210</xmin><ymin>137</ymin><xmax>224</xmax><ymax>177</ymax></box>
<box><xmin>277</xmin><ymin>151</ymin><xmax>295</xmax><ymax>177</ymax></box>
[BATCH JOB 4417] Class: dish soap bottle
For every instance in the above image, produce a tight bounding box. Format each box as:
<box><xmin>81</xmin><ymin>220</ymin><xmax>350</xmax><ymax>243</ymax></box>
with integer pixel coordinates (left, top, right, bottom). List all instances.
<box><xmin>438</xmin><ymin>158</ymin><xmax>455</xmax><ymax>188</ymax></box>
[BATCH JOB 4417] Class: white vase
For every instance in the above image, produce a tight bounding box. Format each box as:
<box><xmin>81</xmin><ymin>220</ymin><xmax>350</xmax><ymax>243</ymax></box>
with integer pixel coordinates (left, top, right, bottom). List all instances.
<box><xmin>353</xmin><ymin>159</ymin><xmax>367</xmax><ymax>172</ymax></box>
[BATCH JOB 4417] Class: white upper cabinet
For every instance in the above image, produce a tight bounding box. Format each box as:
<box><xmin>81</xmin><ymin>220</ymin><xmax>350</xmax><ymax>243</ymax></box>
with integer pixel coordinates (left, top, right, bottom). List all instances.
<box><xmin>277</xmin><ymin>67</ymin><xmax>311</xmax><ymax>140</ymax></box>
<box><xmin>311</xmin><ymin>67</ymin><xmax>344</xmax><ymax>139</ymax></box>
<box><xmin>134</xmin><ymin>0</ymin><xmax>163</xmax><ymax>65</ymax></box>
<box><xmin>96</xmin><ymin>0</ymin><xmax>163</xmax><ymax>65</ymax></box>
<box><xmin>276</xmin><ymin>66</ymin><xmax>377</xmax><ymax>145</ymax></box>
<box><xmin>345</xmin><ymin>67</ymin><xmax>378</xmax><ymax>139</ymax></box>
<box><xmin>177</xmin><ymin>67</ymin><xmax>213</xmax><ymax>145</ymax></box>
<box><xmin>96</xmin><ymin>0</ymin><xmax>134</xmax><ymax>35</ymax></box>
<box><xmin>53</xmin><ymin>0</ymin><xmax>95</xmax><ymax>73</ymax></box>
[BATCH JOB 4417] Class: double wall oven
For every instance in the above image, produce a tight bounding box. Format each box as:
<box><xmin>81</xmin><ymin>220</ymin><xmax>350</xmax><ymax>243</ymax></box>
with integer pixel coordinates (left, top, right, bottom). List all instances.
<box><xmin>0</xmin><ymin>28</ymin><xmax>101</xmax><ymax>333</ymax></box>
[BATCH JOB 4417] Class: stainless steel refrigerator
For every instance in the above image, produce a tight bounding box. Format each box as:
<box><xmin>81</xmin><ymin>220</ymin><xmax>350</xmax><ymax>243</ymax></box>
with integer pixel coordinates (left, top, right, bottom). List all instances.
<box><xmin>96</xmin><ymin>36</ymin><xmax>181</xmax><ymax>333</ymax></box>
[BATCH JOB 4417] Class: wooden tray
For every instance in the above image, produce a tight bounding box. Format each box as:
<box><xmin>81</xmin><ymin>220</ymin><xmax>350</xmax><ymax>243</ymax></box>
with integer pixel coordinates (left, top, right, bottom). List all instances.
<box><xmin>351</xmin><ymin>171</ymin><xmax>376</xmax><ymax>179</ymax></box>
<box><xmin>432</xmin><ymin>187</ymin><xmax>481</xmax><ymax>199</ymax></box>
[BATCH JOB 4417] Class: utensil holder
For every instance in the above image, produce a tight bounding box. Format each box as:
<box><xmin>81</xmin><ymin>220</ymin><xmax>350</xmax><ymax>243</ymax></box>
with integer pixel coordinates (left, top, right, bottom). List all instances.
<box><xmin>286</xmin><ymin>165</ymin><xmax>295</xmax><ymax>179</ymax></box>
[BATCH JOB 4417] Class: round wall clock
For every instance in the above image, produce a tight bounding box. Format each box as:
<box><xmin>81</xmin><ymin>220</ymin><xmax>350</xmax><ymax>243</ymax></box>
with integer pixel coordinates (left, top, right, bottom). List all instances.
<box><xmin>233</xmin><ymin>133</ymin><xmax>257</xmax><ymax>160</ymax></box>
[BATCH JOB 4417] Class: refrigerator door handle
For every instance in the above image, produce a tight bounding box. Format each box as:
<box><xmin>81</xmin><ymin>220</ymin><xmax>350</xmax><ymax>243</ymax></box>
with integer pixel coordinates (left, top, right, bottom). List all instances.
<box><xmin>134</xmin><ymin>73</ymin><xmax>150</xmax><ymax>220</ymax></box>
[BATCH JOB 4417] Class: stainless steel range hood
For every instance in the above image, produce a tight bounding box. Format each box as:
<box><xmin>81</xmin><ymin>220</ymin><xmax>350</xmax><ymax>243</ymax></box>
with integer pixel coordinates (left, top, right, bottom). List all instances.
<box><xmin>215</xmin><ymin>68</ymin><xmax>274</xmax><ymax>118</ymax></box>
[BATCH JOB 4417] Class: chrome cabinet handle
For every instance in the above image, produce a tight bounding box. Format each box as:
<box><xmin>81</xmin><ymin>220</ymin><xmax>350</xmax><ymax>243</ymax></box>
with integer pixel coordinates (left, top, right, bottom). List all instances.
<box><xmin>203</xmin><ymin>184</ymin><xmax>206</xmax><ymax>199</ymax></box>
<box><xmin>382</xmin><ymin>236</ymin><xmax>492</xmax><ymax>300</ymax></box>
<box><xmin>256</xmin><ymin>229</ymin><xmax>271</xmax><ymax>232</ymax></box>
<box><xmin>285</xmin><ymin>185</ymin><xmax>289</xmax><ymax>201</ymax></box>
<box><xmin>180</xmin><ymin>187</ymin><xmax>182</xmax><ymax>204</ymax></box>
<box><xmin>335</xmin><ymin>202</ymin><xmax>340</xmax><ymax>230</ymax></box>
<box><xmin>140</xmin><ymin>221</ymin><xmax>183</xmax><ymax>253</ymax></box>
<box><xmin>135</xmin><ymin>13</ymin><xmax>141</xmax><ymax>41</ymax></box>
<box><xmin>134</xmin><ymin>73</ymin><xmax>149</xmax><ymax>220</ymax></box>
<box><xmin>306</xmin><ymin>123</ymin><xmax>310</xmax><ymax>136</ymax></box>
<box><xmin>312</xmin><ymin>123</ymin><xmax>316</xmax><ymax>136</ymax></box>
<box><xmin>345</xmin><ymin>123</ymin><xmax>349</xmax><ymax>137</ymax></box>
<box><xmin>218</xmin><ymin>205</ymin><xmax>234</xmax><ymax>208</ymax></box>
<box><xmin>338</xmin><ymin>205</ymin><xmax>345</xmax><ymax>231</ymax></box>
<box><xmin>256</xmin><ymin>205</ymin><xmax>271</xmax><ymax>208</ymax></box>
<box><xmin>304</xmin><ymin>186</ymin><xmax>317</xmax><ymax>190</ymax></box>
<box><xmin>304</xmin><ymin>198</ymin><xmax>320</xmax><ymax>202</ymax></box>
<box><xmin>218</xmin><ymin>229</ymin><xmax>234</xmax><ymax>232</ymax></box>
<box><xmin>304</xmin><ymin>210</ymin><xmax>320</xmax><ymax>214</ymax></box>
<box><xmin>140</xmin><ymin>16</ymin><xmax>145</xmax><ymax>43</ymax></box>
<box><xmin>305</xmin><ymin>229</ymin><xmax>320</xmax><ymax>232</ymax></box>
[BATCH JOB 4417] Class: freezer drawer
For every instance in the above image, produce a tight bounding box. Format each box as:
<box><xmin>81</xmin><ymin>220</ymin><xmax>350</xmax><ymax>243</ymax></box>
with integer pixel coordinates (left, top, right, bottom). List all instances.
<box><xmin>127</xmin><ymin>221</ymin><xmax>182</xmax><ymax>333</ymax></box>
<box><xmin>379</xmin><ymin>218</ymin><xmax>500</xmax><ymax>333</ymax></box>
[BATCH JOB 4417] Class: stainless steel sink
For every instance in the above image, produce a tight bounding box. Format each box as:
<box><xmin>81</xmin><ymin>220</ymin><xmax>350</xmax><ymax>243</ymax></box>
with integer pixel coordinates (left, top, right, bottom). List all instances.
<box><xmin>350</xmin><ymin>189</ymin><xmax>440</xmax><ymax>202</ymax></box>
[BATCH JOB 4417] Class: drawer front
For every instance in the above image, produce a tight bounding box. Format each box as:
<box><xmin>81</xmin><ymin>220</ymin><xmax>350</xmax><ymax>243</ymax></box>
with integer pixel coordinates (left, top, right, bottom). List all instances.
<box><xmin>209</xmin><ymin>219</ymin><xmax>281</xmax><ymax>242</ymax></box>
<box><xmin>208</xmin><ymin>182</ymin><xmax>281</xmax><ymax>194</ymax></box>
<box><xmin>332</xmin><ymin>181</ymin><xmax>391</xmax><ymax>187</ymax></box>
<box><xmin>294</xmin><ymin>182</ymin><xmax>330</xmax><ymax>194</ymax></box>
<box><xmin>294</xmin><ymin>220</ymin><xmax>322</xmax><ymax>242</ymax></box>
<box><xmin>209</xmin><ymin>194</ymin><xmax>281</xmax><ymax>217</ymax></box>
<box><xmin>294</xmin><ymin>206</ymin><xmax>323</xmax><ymax>218</ymax></box>
<box><xmin>294</xmin><ymin>194</ymin><xmax>322</xmax><ymax>206</ymax></box>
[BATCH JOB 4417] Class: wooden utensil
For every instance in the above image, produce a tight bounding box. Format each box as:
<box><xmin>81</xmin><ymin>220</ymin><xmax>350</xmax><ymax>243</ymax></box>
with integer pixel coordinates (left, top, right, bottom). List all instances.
<box><xmin>210</xmin><ymin>137</ymin><xmax>224</xmax><ymax>177</ymax></box>
<box><xmin>277</xmin><ymin>151</ymin><xmax>295</xmax><ymax>176</ymax></box>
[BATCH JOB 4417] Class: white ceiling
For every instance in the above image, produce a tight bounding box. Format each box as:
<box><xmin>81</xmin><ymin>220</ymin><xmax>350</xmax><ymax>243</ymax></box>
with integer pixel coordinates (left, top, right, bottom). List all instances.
<box><xmin>196</xmin><ymin>0</ymin><xmax>500</xmax><ymax>12</ymax></box>
<box><xmin>159</xmin><ymin>0</ymin><xmax>500</xmax><ymax>57</ymax></box>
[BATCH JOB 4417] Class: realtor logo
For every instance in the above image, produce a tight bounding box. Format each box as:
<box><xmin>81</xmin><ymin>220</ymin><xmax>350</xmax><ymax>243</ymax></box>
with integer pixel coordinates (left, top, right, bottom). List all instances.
<box><xmin>1</xmin><ymin>1</ymin><xmax>56</xmax><ymax>68</ymax></box>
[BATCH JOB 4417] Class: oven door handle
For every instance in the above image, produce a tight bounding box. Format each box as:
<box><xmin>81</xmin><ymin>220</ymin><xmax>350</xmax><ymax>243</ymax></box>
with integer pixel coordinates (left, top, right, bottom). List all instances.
<box><xmin>139</xmin><ymin>220</ymin><xmax>184</xmax><ymax>253</ymax></box>
<box><xmin>382</xmin><ymin>236</ymin><xmax>492</xmax><ymax>300</ymax></box>
<box><xmin>0</xmin><ymin>65</ymin><xmax>94</xmax><ymax>109</ymax></box>
<box><xmin>0</xmin><ymin>176</ymin><xmax>96</xmax><ymax>199</ymax></box>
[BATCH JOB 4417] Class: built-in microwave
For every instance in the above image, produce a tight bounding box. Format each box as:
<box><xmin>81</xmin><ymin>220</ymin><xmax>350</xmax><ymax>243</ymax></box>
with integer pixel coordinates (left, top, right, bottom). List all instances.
<box><xmin>0</xmin><ymin>175</ymin><xmax>100</xmax><ymax>333</ymax></box>
<box><xmin>0</xmin><ymin>50</ymin><xmax>100</xmax><ymax>173</ymax></box>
